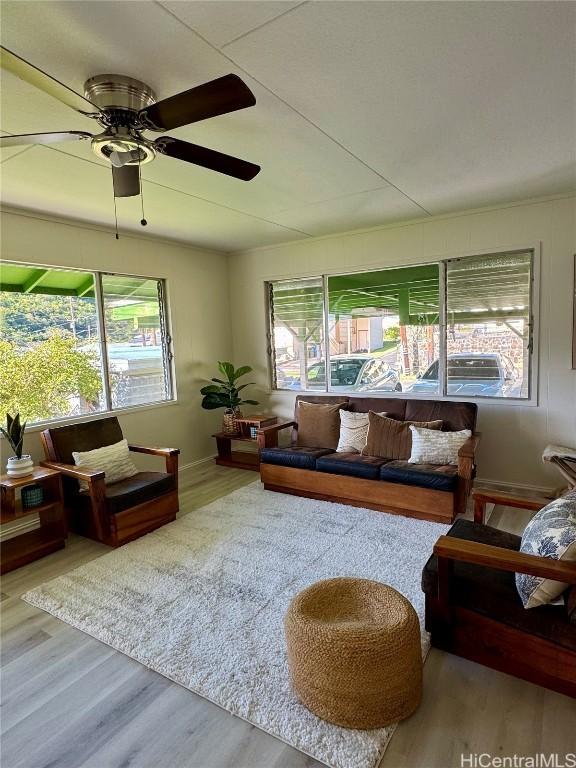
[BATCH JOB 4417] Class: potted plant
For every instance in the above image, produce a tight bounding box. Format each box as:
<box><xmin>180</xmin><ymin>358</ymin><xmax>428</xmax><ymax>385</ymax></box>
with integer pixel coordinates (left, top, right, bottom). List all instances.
<box><xmin>1</xmin><ymin>413</ymin><xmax>33</xmax><ymax>477</ymax></box>
<box><xmin>201</xmin><ymin>362</ymin><xmax>259</xmax><ymax>434</ymax></box>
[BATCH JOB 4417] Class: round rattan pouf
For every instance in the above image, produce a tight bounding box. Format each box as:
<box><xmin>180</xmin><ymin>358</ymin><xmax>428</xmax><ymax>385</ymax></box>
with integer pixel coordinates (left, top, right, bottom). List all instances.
<box><xmin>285</xmin><ymin>577</ymin><xmax>422</xmax><ymax>729</ymax></box>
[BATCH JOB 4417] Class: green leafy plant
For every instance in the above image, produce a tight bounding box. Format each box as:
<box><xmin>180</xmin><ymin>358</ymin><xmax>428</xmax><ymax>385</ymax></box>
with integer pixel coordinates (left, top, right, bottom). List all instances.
<box><xmin>0</xmin><ymin>412</ymin><xmax>27</xmax><ymax>459</ymax></box>
<box><xmin>200</xmin><ymin>362</ymin><xmax>259</xmax><ymax>411</ymax></box>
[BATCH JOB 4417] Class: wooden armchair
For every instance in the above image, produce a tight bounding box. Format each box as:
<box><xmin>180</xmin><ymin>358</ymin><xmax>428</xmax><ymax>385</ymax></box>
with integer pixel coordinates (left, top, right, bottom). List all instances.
<box><xmin>41</xmin><ymin>417</ymin><xmax>179</xmax><ymax>548</ymax></box>
<box><xmin>423</xmin><ymin>494</ymin><xmax>576</xmax><ymax>698</ymax></box>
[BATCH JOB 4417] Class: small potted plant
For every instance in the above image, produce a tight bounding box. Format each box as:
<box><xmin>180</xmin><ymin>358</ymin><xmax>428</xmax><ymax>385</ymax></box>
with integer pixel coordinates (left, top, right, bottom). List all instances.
<box><xmin>1</xmin><ymin>413</ymin><xmax>34</xmax><ymax>477</ymax></box>
<box><xmin>201</xmin><ymin>362</ymin><xmax>259</xmax><ymax>434</ymax></box>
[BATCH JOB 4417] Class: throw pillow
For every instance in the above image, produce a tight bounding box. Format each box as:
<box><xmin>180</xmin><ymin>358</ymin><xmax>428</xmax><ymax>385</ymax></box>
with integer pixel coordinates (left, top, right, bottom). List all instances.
<box><xmin>72</xmin><ymin>438</ymin><xmax>138</xmax><ymax>491</ymax></box>
<box><xmin>336</xmin><ymin>410</ymin><xmax>387</xmax><ymax>453</ymax></box>
<box><xmin>362</xmin><ymin>412</ymin><xmax>442</xmax><ymax>460</ymax></box>
<box><xmin>408</xmin><ymin>426</ymin><xmax>472</xmax><ymax>465</ymax></box>
<box><xmin>515</xmin><ymin>492</ymin><xmax>576</xmax><ymax>609</ymax></box>
<box><xmin>296</xmin><ymin>401</ymin><xmax>348</xmax><ymax>449</ymax></box>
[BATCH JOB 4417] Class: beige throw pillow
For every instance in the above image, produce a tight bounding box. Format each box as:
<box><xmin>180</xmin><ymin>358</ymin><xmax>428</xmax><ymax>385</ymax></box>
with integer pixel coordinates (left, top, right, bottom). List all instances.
<box><xmin>296</xmin><ymin>401</ymin><xmax>348</xmax><ymax>449</ymax></box>
<box><xmin>408</xmin><ymin>426</ymin><xmax>472</xmax><ymax>465</ymax></box>
<box><xmin>336</xmin><ymin>410</ymin><xmax>387</xmax><ymax>453</ymax></box>
<box><xmin>72</xmin><ymin>438</ymin><xmax>138</xmax><ymax>491</ymax></box>
<box><xmin>362</xmin><ymin>412</ymin><xmax>443</xmax><ymax>460</ymax></box>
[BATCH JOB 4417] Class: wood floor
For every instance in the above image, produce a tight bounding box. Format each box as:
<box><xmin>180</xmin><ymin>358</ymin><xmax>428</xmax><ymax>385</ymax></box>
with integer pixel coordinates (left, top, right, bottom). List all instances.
<box><xmin>2</xmin><ymin>464</ymin><xmax>575</xmax><ymax>768</ymax></box>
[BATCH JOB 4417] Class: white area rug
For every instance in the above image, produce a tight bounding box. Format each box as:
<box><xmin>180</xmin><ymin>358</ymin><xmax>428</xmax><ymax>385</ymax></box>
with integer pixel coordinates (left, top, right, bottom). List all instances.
<box><xmin>23</xmin><ymin>483</ymin><xmax>448</xmax><ymax>768</ymax></box>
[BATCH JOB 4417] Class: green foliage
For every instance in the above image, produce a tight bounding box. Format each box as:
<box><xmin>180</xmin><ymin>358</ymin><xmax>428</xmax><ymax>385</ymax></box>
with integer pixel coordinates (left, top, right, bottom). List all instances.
<box><xmin>384</xmin><ymin>326</ymin><xmax>400</xmax><ymax>341</ymax></box>
<box><xmin>0</xmin><ymin>334</ymin><xmax>102</xmax><ymax>423</ymax></box>
<box><xmin>200</xmin><ymin>362</ymin><xmax>259</xmax><ymax>411</ymax></box>
<box><xmin>0</xmin><ymin>412</ymin><xmax>27</xmax><ymax>458</ymax></box>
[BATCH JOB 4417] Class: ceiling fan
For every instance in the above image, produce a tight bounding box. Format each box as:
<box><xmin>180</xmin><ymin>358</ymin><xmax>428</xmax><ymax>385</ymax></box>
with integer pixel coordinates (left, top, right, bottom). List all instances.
<box><xmin>0</xmin><ymin>46</ymin><xmax>261</xmax><ymax>201</ymax></box>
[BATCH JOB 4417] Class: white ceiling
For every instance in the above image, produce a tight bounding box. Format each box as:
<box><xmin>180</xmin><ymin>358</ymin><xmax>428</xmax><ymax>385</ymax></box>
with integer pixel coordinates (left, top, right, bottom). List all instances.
<box><xmin>1</xmin><ymin>1</ymin><xmax>575</xmax><ymax>252</ymax></box>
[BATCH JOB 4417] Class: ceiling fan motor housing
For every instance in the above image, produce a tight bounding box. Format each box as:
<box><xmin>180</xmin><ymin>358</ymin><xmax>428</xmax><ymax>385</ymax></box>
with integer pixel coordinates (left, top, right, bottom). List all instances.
<box><xmin>84</xmin><ymin>74</ymin><xmax>158</xmax><ymax>166</ymax></box>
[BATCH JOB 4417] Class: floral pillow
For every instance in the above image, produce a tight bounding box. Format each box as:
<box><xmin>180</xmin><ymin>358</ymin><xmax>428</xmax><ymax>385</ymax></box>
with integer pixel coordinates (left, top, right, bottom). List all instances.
<box><xmin>515</xmin><ymin>491</ymin><xmax>576</xmax><ymax>609</ymax></box>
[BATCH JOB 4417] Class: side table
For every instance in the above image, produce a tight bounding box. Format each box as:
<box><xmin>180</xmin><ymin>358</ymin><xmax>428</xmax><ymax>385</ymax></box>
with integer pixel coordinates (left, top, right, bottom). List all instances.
<box><xmin>472</xmin><ymin>487</ymin><xmax>551</xmax><ymax>525</ymax></box>
<box><xmin>212</xmin><ymin>415</ymin><xmax>278</xmax><ymax>472</ymax></box>
<box><xmin>1</xmin><ymin>467</ymin><xmax>67</xmax><ymax>574</ymax></box>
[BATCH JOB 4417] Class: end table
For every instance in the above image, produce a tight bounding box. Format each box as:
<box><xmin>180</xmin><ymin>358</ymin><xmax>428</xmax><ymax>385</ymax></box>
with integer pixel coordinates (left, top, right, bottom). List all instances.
<box><xmin>1</xmin><ymin>467</ymin><xmax>67</xmax><ymax>574</ymax></box>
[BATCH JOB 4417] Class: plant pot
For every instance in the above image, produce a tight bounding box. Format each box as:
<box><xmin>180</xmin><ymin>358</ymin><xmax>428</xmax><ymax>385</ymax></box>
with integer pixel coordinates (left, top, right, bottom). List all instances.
<box><xmin>6</xmin><ymin>455</ymin><xmax>34</xmax><ymax>478</ymax></box>
<box><xmin>222</xmin><ymin>408</ymin><xmax>242</xmax><ymax>435</ymax></box>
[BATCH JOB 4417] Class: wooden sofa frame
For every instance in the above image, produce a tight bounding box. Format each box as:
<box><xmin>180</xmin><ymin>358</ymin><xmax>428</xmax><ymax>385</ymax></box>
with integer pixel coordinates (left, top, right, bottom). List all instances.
<box><xmin>257</xmin><ymin>420</ymin><xmax>479</xmax><ymax>524</ymax></box>
<box><xmin>41</xmin><ymin>430</ymin><xmax>179</xmax><ymax>548</ymax></box>
<box><xmin>428</xmin><ymin>492</ymin><xmax>576</xmax><ymax>697</ymax></box>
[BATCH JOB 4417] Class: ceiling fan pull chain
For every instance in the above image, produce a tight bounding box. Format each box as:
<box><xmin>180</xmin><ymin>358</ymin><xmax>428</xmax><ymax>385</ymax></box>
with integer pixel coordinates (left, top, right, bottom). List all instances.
<box><xmin>112</xmin><ymin>181</ymin><xmax>119</xmax><ymax>240</ymax></box>
<box><xmin>139</xmin><ymin>162</ymin><xmax>147</xmax><ymax>227</ymax></box>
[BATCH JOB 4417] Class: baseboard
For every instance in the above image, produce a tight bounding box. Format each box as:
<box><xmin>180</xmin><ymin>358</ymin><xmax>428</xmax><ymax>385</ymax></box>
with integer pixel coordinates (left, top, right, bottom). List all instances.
<box><xmin>178</xmin><ymin>455</ymin><xmax>216</xmax><ymax>475</ymax></box>
<box><xmin>475</xmin><ymin>477</ymin><xmax>556</xmax><ymax>497</ymax></box>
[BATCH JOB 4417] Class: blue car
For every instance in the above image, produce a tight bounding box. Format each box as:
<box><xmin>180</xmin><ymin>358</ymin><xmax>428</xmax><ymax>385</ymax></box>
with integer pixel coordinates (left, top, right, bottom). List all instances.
<box><xmin>409</xmin><ymin>353</ymin><xmax>522</xmax><ymax>397</ymax></box>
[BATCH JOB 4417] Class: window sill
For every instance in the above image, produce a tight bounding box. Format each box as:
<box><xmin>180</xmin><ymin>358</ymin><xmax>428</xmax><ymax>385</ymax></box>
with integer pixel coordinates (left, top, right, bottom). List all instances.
<box><xmin>1</xmin><ymin>400</ymin><xmax>180</xmax><ymax>436</ymax></box>
<box><xmin>269</xmin><ymin>388</ymin><xmax>538</xmax><ymax>408</ymax></box>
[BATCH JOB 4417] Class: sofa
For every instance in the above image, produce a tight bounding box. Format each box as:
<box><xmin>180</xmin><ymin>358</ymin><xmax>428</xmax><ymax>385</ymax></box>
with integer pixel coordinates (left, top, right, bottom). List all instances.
<box><xmin>257</xmin><ymin>395</ymin><xmax>479</xmax><ymax>523</ymax></box>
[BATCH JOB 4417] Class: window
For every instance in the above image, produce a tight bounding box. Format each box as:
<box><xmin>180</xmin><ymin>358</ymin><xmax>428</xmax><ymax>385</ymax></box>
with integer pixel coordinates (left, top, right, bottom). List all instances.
<box><xmin>0</xmin><ymin>263</ymin><xmax>174</xmax><ymax>424</ymax></box>
<box><xmin>268</xmin><ymin>277</ymin><xmax>326</xmax><ymax>391</ymax></box>
<box><xmin>268</xmin><ymin>249</ymin><xmax>534</xmax><ymax>400</ymax></box>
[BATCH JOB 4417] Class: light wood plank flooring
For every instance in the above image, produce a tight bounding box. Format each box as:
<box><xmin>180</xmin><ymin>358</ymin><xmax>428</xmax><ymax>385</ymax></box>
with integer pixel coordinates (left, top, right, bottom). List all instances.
<box><xmin>2</xmin><ymin>465</ymin><xmax>575</xmax><ymax>768</ymax></box>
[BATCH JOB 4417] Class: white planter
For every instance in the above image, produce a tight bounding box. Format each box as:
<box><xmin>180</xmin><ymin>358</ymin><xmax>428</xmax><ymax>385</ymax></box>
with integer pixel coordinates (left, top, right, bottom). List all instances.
<box><xmin>6</xmin><ymin>455</ymin><xmax>34</xmax><ymax>478</ymax></box>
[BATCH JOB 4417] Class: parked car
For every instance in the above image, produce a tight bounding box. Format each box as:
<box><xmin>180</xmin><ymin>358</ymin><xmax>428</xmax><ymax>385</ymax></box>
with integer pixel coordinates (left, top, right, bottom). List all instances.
<box><xmin>280</xmin><ymin>354</ymin><xmax>402</xmax><ymax>392</ymax></box>
<box><xmin>409</xmin><ymin>352</ymin><xmax>522</xmax><ymax>397</ymax></box>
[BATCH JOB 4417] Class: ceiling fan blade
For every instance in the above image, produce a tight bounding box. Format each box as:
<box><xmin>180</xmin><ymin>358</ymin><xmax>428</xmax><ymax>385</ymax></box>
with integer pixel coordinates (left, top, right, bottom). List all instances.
<box><xmin>155</xmin><ymin>137</ymin><xmax>260</xmax><ymax>181</ymax></box>
<box><xmin>140</xmin><ymin>74</ymin><xmax>256</xmax><ymax>131</ymax></box>
<box><xmin>112</xmin><ymin>164</ymin><xmax>140</xmax><ymax>197</ymax></box>
<box><xmin>1</xmin><ymin>46</ymin><xmax>100</xmax><ymax>115</ymax></box>
<box><xmin>0</xmin><ymin>131</ymin><xmax>93</xmax><ymax>148</ymax></box>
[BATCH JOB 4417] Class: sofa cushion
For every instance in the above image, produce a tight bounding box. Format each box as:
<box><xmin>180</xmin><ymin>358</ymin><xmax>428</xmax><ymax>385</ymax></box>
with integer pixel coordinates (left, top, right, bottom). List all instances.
<box><xmin>362</xmin><ymin>412</ymin><xmax>442</xmax><ymax>460</ymax></box>
<box><xmin>296</xmin><ymin>401</ymin><xmax>348</xmax><ymax>449</ymax></box>
<box><xmin>78</xmin><ymin>471</ymin><xmax>176</xmax><ymax>515</ymax></box>
<box><xmin>422</xmin><ymin>519</ymin><xmax>576</xmax><ymax>652</ymax></box>
<box><xmin>260</xmin><ymin>446</ymin><xmax>334</xmax><ymax>471</ymax></box>
<box><xmin>380</xmin><ymin>460</ymin><xmax>459</xmax><ymax>491</ymax></box>
<box><xmin>405</xmin><ymin>400</ymin><xmax>477</xmax><ymax>432</ymax></box>
<box><xmin>316</xmin><ymin>452</ymin><xmax>390</xmax><ymax>480</ymax></box>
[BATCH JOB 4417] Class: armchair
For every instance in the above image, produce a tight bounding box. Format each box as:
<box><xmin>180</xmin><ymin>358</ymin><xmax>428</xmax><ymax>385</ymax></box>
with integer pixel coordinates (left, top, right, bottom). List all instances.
<box><xmin>422</xmin><ymin>496</ymin><xmax>576</xmax><ymax>698</ymax></box>
<box><xmin>41</xmin><ymin>417</ymin><xmax>179</xmax><ymax>547</ymax></box>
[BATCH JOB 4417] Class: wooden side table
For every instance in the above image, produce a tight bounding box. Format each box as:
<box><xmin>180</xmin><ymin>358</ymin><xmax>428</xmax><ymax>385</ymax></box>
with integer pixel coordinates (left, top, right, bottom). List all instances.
<box><xmin>1</xmin><ymin>467</ymin><xmax>67</xmax><ymax>574</ymax></box>
<box><xmin>212</xmin><ymin>415</ymin><xmax>278</xmax><ymax>472</ymax></box>
<box><xmin>472</xmin><ymin>488</ymin><xmax>551</xmax><ymax>525</ymax></box>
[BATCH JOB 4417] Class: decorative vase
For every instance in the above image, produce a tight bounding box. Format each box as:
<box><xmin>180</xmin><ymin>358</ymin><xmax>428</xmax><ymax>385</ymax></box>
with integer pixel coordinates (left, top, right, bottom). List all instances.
<box><xmin>222</xmin><ymin>408</ymin><xmax>242</xmax><ymax>435</ymax></box>
<box><xmin>6</xmin><ymin>455</ymin><xmax>34</xmax><ymax>478</ymax></box>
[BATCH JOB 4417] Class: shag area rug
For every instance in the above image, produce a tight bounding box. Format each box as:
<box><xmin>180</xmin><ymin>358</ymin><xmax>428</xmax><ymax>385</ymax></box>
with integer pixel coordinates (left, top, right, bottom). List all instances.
<box><xmin>23</xmin><ymin>483</ymin><xmax>448</xmax><ymax>768</ymax></box>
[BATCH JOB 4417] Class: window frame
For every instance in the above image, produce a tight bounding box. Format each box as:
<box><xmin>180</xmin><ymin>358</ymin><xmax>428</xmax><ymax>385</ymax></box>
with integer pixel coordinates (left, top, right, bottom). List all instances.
<box><xmin>266</xmin><ymin>244</ymin><xmax>540</xmax><ymax>406</ymax></box>
<box><xmin>1</xmin><ymin>260</ymin><xmax>176</xmax><ymax>430</ymax></box>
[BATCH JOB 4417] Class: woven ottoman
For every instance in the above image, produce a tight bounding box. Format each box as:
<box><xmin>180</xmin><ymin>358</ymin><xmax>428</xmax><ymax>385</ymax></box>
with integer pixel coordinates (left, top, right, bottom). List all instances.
<box><xmin>285</xmin><ymin>577</ymin><xmax>422</xmax><ymax>729</ymax></box>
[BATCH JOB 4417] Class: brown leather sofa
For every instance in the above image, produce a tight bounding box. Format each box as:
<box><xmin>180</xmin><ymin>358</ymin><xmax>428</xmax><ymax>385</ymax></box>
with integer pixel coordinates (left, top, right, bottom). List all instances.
<box><xmin>257</xmin><ymin>395</ymin><xmax>479</xmax><ymax>523</ymax></box>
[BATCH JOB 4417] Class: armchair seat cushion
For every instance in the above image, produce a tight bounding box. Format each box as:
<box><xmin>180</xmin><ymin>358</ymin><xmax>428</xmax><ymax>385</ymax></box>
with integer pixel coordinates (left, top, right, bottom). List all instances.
<box><xmin>380</xmin><ymin>460</ymin><xmax>459</xmax><ymax>491</ymax></box>
<box><xmin>422</xmin><ymin>519</ymin><xmax>576</xmax><ymax>652</ymax></box>
<box><xmin>260</xmin><ymin>447</ymin><xmax>334</xmax><ymax>471</ymax></box>
<box><xmin>316</xmin><ymin>452</ymin><xmax>390</xmax><ymax>480</ymax></box>
<box><xmin>79</xmin><ymin>471</ymin><xmax>176</xmax><ymax>514</ymax></box>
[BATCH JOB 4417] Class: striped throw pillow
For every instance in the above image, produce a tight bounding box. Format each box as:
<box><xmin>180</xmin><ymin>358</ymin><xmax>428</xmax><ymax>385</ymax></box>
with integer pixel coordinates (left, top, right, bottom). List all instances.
<box><xmin>408</xmin><ymin>426</ymin><xmax>471</xmax><ymax>465</ymax></box>
<box><xmin>72</xmin><ymin>438</ymin><xmax>138</xmax><ymax>490</ymax></box>
<box><xmin>336</xmin><ymin>410</ymin><xmax>387</xmax><ymax>453</ymax></box>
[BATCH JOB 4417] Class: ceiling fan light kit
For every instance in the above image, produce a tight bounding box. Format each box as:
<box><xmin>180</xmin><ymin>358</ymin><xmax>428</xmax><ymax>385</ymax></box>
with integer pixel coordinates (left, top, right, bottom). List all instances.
<box><xmin>1</xmin><ymin>46</ymin><xmax>261</xmax><ymax>236</ymax></box>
